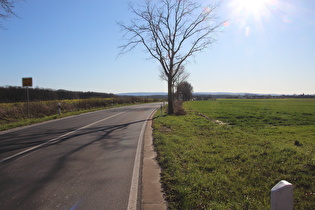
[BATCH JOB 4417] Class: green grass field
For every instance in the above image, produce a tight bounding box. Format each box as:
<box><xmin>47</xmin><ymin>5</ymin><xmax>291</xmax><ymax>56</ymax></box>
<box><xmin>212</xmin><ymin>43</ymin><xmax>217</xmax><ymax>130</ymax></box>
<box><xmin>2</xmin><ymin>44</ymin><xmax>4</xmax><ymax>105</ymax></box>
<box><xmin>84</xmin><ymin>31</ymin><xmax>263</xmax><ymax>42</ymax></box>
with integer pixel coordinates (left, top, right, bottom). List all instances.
<box><xmin>153</xmin><ymin>99</ymin><xmax>315</xmax><ymax>209</ymax></box>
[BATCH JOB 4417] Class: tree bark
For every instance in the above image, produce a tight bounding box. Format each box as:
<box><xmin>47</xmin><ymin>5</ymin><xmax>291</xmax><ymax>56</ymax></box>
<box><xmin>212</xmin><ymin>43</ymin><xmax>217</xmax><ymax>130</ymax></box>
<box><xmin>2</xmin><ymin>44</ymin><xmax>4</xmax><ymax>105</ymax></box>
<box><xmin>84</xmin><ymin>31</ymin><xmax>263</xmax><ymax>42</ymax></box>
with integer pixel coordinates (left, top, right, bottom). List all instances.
<box><xmin>167</xmin><ymin>77</ymin><xmax>174</xmax><ymax>115</ymax></box>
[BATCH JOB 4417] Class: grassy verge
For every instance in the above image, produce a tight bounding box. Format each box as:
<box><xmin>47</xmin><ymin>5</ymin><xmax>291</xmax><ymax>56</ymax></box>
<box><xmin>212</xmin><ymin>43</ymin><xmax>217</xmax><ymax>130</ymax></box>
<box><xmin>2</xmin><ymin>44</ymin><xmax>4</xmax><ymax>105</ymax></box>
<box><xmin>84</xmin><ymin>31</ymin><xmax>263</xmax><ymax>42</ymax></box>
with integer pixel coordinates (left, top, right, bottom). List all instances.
<box><xmin>0</xmin><ymin>99</ymin><xmax>151</xmax><ymax>131</ymax></box>
<box><xmin>153</xmin><ymin>99</ymin><xmax>315</xmax><ymax>209</ymax></box>
<box><xmin>0</xmin><ymin>107</ymin><xmax>105</xmax><ymax>131</ymax></box>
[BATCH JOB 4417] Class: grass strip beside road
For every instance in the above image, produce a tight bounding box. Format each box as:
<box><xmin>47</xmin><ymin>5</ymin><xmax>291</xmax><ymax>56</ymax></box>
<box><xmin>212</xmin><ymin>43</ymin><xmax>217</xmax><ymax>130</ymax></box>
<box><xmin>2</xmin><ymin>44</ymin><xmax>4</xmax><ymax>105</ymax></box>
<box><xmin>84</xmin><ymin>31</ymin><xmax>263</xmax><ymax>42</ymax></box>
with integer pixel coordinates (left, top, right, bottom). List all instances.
<box><xmin>0</xmin><ymin>103</ymin><xmax>138</xmax><ymax>131</ymax></box>
<box><xmin>153</xmin><ymin>99</ymin><xmax>315</xmax><ymax>209</ymax></box>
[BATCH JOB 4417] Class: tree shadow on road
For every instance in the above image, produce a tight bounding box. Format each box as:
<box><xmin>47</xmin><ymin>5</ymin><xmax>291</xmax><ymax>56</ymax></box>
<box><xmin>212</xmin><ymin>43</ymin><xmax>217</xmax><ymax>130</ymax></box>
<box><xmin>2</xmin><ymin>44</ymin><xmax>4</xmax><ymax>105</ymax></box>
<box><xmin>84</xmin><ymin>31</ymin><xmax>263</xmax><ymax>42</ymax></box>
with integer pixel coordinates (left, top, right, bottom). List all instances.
<box><xmin>0</xmin><ymin>118</ymin><xmax>148</xmax><ymax>209</ymax></box>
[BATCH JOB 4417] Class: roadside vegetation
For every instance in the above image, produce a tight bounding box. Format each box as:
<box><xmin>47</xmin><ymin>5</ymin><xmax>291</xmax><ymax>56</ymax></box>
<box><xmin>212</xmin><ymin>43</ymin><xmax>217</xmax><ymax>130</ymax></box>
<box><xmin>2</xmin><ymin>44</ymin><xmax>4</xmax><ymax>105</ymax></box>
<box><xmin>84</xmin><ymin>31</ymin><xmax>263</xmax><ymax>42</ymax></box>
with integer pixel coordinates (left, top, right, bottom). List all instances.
<box><xmin>0</xmin><ymin>97</ymin><xmax>157</xmax><ymax>131</ymax></box>
<box><xmin>153</xmin><ymin>99</ymin><xmax>315</xmax><ymax>209</ymax></box>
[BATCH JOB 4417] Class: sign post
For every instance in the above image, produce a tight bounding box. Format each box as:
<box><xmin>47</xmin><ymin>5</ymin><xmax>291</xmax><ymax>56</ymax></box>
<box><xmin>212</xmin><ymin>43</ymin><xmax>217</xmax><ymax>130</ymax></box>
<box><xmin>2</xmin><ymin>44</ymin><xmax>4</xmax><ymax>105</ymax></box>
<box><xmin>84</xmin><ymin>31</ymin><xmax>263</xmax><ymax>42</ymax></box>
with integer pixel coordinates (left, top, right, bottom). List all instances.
<box><xmin>22</xmin><ymin>78</ymin><xmax>33</xmax><ymax>118</ymax></box>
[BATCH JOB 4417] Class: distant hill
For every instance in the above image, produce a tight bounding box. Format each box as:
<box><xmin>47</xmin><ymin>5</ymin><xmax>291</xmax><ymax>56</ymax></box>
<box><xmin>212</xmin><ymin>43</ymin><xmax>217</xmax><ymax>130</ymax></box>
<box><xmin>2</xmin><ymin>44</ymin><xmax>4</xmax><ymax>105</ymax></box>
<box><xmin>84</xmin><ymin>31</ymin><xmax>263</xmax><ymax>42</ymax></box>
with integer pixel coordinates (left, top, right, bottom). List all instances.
<box><xmin>194</xmin><ymin>92</ymin><xmax>249</xmax><ymax>96</ymax></box>
<box><xmin>117</xmin><ymin>92</ymin><xmax>167</xmax><ymax>96</ymax></box>
<box><xmin>117</xmin><ymin>92</ymin><xmax>279</xmax><ymax>96</ymax></box>
<box><xmin>107</xmin><ymin>92</ymin><xmax>315</xmax><ymax>99</ymax></box>
<box><xmin>194</xmin><ymin>92</ymin><xmax>284</xmax><ymax>96</ymax></box>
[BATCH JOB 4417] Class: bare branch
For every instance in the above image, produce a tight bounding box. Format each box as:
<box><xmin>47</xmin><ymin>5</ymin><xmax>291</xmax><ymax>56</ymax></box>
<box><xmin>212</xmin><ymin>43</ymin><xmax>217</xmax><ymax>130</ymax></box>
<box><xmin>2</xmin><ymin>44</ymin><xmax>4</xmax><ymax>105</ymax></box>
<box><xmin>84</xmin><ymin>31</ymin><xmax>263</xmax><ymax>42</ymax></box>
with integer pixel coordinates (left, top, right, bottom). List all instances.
<box><xmin>0</xmin><ymin>0</ymin><xmax>15</xmax><ymax>18</ymax></box>
<box><xmin>118</xmin><ymin>0</ymin><xmax>223</xmax><ymax>114</ymax></box>
<box><xmin>0</xmin><ymin>0</ymin><xmax>16</xmax><ymax>29</ymax></box>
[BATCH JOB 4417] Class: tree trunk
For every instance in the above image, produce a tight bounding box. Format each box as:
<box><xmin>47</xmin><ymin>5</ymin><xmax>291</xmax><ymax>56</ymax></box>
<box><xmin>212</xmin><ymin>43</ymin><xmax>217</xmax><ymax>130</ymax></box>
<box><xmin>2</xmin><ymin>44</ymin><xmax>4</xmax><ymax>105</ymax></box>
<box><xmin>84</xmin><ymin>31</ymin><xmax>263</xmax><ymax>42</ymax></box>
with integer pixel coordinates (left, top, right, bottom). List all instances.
<box><xmin>167</xmin><ymin>77</ymin><xmax>174</xmax><ymax>115</ymax></box>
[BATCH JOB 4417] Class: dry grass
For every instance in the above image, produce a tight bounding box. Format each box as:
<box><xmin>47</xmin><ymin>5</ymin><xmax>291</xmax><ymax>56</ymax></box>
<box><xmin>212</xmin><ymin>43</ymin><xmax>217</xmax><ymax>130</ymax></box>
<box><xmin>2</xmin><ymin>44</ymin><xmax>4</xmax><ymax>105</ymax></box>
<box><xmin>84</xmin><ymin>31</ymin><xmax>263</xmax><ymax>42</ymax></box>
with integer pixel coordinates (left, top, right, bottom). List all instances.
<box><xmin>0</xmin><ymin>97</ymin><xmax>156</xmax><ymax>130</ymax></box>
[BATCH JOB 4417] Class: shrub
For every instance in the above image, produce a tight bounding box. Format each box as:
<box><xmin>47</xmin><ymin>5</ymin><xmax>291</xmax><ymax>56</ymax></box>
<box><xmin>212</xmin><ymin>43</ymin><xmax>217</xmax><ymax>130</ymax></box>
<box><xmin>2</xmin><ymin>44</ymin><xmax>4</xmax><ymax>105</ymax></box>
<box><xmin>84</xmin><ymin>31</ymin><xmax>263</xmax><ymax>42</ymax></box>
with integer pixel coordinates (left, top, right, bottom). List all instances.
<box><xmin>0</xmin><ymin>97</ymin><xmax>158</xmax><ymax>128</ymax></box>
<box><xmin>174</xmin><ymin>101</ymin><xmax>186</xmax><ymax>116</ymax></box>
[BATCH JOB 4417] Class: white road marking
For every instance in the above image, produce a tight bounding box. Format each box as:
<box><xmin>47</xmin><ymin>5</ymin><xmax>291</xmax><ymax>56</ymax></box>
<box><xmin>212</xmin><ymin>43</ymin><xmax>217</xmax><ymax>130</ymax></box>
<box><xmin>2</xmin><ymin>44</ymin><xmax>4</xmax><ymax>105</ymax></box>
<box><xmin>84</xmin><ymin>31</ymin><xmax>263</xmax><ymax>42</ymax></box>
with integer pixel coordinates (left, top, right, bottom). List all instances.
<box><xmin>1</xmin><ymin>104</ymin><xmax>159</xmax><ymax>209</ymax></box>
<box><xmin>127</xmin><ymin>109</ymin><xmax>156</xmax><ymax>210</ymax></box>
<box><xmin>0</xmin><ymin>111</ymin><xmax>126</xmax><ymax>163</ymax></box>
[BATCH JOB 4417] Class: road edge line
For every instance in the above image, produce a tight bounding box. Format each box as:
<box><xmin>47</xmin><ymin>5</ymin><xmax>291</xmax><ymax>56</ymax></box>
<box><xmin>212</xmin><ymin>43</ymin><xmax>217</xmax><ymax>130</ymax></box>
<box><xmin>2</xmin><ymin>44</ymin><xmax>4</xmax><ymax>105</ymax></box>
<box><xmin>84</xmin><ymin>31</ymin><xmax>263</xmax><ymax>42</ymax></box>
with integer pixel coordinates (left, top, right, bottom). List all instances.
<box><xmin>141</xmin><ymin>110</ymin><xmax>168</xmax><ymax>210</ymax></box>
<box><xmin>127</xmin><ymin>108</ymin><xmax>157</xmax><ymax>210</ymax></box>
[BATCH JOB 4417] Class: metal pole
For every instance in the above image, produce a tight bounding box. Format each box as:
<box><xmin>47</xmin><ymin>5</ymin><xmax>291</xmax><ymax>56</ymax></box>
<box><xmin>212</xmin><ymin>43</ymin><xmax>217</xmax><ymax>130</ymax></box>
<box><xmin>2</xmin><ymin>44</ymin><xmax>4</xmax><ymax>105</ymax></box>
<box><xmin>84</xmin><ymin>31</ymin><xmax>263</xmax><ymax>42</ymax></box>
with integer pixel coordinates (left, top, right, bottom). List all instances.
<box><xmin>27</xmin><ymin>87</ymin><xmax>30</xmax><ymax>118</ymax></box>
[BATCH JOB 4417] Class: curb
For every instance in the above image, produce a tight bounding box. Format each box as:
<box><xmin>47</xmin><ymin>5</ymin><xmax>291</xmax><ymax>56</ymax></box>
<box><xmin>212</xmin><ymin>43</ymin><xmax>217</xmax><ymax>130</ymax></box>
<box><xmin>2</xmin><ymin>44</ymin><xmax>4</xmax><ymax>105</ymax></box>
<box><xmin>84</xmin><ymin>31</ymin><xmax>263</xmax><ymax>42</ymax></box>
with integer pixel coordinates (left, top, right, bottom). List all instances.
<box><xmin>141</xmin><ymin>112</ymin><xmax>167</xmax><ymax>210</ymax></box>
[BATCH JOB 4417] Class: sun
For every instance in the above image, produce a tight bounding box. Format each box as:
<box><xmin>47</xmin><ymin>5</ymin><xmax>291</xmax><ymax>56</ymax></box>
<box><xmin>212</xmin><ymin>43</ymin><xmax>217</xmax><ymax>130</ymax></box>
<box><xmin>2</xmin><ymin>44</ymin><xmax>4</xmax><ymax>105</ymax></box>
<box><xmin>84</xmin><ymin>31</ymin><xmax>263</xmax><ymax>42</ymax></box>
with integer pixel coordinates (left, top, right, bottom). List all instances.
<box><xmin>228</xmin><ymin>0</ymin><xmax>278</xmax><ymax>36</ymax></box>
<box><xmin>231</xmin><ymin>0</ymin><xmax>275</xmax><ymax>20</ymax></box>
<box><xmin>236</xmin><ymin>0</ymin><xmax>270</xmax><ymax>14</ymax></box>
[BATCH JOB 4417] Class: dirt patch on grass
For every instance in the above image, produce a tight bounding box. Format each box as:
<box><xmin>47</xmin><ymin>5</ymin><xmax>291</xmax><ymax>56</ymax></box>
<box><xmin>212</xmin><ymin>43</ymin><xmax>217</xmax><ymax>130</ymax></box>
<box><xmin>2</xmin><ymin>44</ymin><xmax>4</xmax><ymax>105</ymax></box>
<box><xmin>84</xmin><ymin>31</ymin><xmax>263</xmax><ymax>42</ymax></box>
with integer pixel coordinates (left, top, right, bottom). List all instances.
<box><xmin>196</xmin><ymin>113</ymin><xmax>228</xmax><ymax>125</ymax></box>
<box><xmin>160</xmin><ymin>125</ymin><xmax>172</xmax><ymax>133</ymax></box>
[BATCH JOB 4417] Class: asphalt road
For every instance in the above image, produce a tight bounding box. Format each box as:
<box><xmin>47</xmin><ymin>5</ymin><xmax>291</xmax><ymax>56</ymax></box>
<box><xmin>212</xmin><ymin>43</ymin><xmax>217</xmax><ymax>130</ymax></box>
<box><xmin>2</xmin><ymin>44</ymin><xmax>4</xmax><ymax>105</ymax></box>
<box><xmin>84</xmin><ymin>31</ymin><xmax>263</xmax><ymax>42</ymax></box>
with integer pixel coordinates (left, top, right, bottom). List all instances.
<box><xmin>0</xmin><ymin>103</ymin><xmax>160</xmax><ymax>210</ymax></box>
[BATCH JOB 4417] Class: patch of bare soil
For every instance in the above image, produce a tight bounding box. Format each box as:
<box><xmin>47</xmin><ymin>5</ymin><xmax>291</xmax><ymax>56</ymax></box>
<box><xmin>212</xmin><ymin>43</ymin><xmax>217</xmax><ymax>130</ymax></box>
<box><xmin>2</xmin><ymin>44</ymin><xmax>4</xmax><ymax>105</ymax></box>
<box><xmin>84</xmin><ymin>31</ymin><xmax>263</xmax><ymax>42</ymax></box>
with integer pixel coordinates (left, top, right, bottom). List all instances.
<box><xmin>196</xmin><ymin>113</ymin><xmax>228</xmax><ymax>125</ymax></box>
<box><xmin>160</xmin><ymin>125</ymin><xmax>172</xmax><ymax>133</ymax></box>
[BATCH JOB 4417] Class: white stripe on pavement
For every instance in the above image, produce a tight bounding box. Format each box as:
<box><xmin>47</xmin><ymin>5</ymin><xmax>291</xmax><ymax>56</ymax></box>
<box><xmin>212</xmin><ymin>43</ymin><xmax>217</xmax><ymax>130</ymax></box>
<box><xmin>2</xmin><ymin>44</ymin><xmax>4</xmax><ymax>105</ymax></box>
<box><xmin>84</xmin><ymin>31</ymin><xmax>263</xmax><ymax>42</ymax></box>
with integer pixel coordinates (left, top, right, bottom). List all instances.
<box><xmin>0</xmin><ymin>111</ymin><xmax>126</xmax><ymax>164</ymax></box>
<box><xmin>127</xmin><ymin>108</ymin><xmax>156</xmax><ymax>210</ymax></box>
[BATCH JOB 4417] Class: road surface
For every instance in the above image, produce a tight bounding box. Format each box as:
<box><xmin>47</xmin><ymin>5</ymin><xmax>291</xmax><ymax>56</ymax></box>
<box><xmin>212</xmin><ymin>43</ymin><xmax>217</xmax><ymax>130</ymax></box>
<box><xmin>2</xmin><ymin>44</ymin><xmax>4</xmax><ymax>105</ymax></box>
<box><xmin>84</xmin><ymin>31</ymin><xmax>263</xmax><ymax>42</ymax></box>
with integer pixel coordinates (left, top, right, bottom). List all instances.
<box><xmin>0</xmin><ymin>103</ymin><xmax>160</xmax><ymax>210</ymax></box>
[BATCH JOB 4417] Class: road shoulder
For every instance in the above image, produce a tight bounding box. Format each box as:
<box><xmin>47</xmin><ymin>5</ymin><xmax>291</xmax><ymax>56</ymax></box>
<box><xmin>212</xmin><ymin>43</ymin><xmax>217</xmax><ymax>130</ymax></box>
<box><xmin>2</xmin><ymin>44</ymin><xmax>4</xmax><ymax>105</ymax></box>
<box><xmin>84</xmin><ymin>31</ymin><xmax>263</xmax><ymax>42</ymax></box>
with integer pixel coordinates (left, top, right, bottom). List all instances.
<box><xmin>142</xmin><ymin>114</ymin><xmax>167</xmax><ymax>210</ymax></box>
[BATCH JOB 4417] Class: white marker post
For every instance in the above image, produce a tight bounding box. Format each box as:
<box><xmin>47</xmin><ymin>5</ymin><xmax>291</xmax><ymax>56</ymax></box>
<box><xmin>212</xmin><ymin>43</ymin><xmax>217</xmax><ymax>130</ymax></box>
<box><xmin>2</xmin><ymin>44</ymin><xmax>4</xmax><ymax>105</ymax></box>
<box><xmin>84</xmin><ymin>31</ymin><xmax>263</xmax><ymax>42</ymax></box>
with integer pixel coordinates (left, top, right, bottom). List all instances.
<box><xmin>271</xmin><ymin>180</ymin><xmax>293</xmax><ymax>210</ymax></box>
<box><xmin>160</xmin><ymin>104</ymin><xmax>163</xmax><ymax>116</ymax></box>
<box><xmin>58</xmin><ymin>102</ymin><xmax>61</xmax><ymax>116</ymax></box>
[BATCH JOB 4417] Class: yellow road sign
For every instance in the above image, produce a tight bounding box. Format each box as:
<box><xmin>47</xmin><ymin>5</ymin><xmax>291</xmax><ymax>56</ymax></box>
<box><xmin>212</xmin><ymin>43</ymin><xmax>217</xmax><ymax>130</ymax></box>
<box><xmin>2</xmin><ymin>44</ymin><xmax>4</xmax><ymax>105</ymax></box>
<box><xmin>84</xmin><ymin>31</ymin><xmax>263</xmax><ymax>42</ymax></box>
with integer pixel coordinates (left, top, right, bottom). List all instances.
<box><xmin>22</xmin><ymin>77</ymin><xmax>33</xmax><ymax>87</ymax></box>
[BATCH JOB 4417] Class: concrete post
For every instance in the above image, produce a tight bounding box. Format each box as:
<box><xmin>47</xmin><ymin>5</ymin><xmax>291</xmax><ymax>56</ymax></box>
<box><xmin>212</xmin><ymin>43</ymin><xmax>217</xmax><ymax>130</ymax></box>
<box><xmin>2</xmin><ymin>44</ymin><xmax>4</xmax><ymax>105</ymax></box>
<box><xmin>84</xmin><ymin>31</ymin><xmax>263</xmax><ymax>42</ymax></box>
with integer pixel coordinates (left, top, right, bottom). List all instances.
<box><xmin>271</xmin><ymin>180</ymin><xmax>293</xmax><ymax>210</ymax></box>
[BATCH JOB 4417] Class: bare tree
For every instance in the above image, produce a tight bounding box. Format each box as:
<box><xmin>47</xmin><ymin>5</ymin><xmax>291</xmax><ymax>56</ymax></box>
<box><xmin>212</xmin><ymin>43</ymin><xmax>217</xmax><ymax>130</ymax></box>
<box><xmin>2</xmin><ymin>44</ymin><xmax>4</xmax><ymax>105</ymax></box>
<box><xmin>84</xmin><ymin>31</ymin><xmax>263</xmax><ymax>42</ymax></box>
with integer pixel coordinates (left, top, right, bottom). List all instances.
<box><xmin>160</xmin><ymin>65</ymin><xmax>190</xmax><ymax>100</ymax></box>
<box><xmin>160</xmin><ymin>65</ymin><xmax>189</xmax><ymax>87</ymax></box>
<box><xmin>176</xmin><ymin>80</ymin><xmax>193</xmax><ymax>101</ymax></box>
<box><xmin>119</xmin><ymin>0</ymin><xmax>223</xmax><ymax>114</ymax></box>
<box><xmin>0</xmin><ymin>0</ymin><xmax>16</xmax><ymax>28</ymax></box>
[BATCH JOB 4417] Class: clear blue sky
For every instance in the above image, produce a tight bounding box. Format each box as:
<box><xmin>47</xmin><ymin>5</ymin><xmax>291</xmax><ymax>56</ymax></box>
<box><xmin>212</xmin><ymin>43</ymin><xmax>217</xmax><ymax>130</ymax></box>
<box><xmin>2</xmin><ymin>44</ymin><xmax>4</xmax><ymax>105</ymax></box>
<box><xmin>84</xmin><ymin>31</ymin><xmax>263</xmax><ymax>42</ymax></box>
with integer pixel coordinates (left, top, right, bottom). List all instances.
<box><xmin>1</xmin><ymin>0</ymin><xmax>314</xmax><ymax>94</ymax></box>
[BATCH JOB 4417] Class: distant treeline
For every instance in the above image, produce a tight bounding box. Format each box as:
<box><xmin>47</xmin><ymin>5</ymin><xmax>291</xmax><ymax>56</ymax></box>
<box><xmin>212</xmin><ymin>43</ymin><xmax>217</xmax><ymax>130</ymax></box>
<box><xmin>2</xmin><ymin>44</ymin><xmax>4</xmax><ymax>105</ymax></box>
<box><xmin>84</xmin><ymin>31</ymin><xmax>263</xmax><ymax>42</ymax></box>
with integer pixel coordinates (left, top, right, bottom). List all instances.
<box><xmin>0</xmin><ymin>86</ymin><xmax>115</xmax><ymax>103</ymax></box>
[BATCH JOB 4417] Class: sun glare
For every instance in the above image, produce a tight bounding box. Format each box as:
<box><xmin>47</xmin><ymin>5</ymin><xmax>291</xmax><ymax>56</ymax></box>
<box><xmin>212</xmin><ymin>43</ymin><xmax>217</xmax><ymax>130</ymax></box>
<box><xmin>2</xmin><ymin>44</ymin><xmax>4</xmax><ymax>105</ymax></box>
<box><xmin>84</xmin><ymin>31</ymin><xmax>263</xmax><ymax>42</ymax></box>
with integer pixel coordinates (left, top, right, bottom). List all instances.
<box><xmin>236</xmin><ymin>0</ymin><xmax>271</xmax><ymax>14</ymax></box>
<box><xmin>229</xmin><ymin>0</ymin><xmax>278</xmax><ymax>36</ymax></box>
